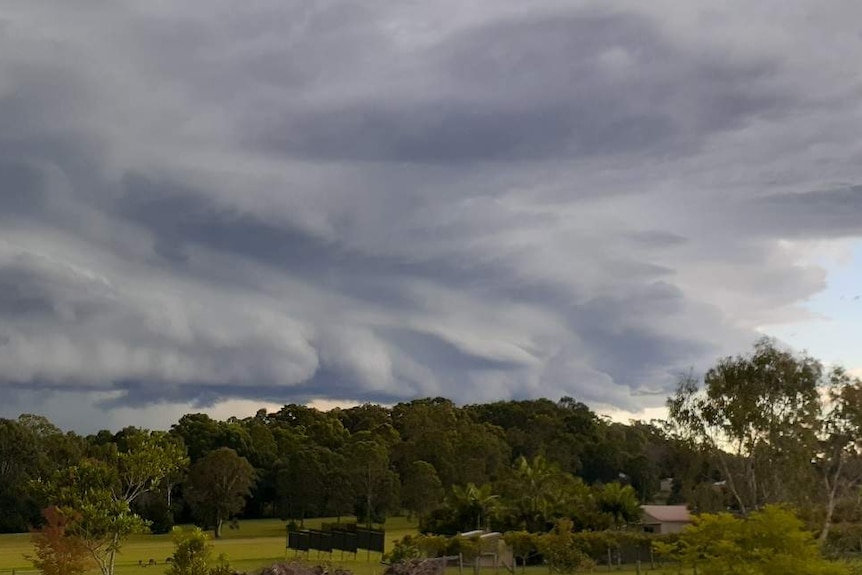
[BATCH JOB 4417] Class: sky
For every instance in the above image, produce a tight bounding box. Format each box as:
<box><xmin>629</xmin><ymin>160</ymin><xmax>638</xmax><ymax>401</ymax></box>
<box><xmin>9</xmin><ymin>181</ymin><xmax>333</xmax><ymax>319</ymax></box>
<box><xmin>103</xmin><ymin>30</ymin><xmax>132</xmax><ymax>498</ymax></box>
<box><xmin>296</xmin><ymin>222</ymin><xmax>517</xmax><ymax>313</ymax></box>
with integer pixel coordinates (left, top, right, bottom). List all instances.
<box><xmin>2</xmin><ymin>1</ymin><xmax>862</xmax><ymax>433</ymax></box>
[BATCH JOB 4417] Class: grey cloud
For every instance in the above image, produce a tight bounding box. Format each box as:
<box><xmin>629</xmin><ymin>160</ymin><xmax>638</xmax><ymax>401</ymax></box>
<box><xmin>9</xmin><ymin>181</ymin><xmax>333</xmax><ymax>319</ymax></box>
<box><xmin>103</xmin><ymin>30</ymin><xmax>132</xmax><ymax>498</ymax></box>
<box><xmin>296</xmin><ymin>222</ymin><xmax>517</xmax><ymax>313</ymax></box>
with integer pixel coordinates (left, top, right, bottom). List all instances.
<box><xmin>252</xmin><ymin>10</ymin><xmax>783</xmax><ymax>164</ymax></box>
<box><xmin>753</xmin><ymin>186</ymin><xmax>862</xmax><ymax>238</ymax></box>
<box><xmin>1</xmin><ymin>1</ymin><xmax>861</xmax><ymax>428</ymax></box>
<box><xmin>0</xmin><ymin>250</ymin><xmax>115</xmax><ymax>322</ymax></box>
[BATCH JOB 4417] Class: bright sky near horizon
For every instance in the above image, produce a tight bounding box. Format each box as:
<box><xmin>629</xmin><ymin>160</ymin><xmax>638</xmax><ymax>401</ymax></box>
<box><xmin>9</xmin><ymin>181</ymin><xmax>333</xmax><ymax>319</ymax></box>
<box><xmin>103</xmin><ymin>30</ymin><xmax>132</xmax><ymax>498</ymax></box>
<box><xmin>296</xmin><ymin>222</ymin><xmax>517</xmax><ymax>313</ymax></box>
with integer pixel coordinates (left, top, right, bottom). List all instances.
<box><xmin>2</xmin><ymin>1</ymin><xmax>862</xmax><ymax>432</ymax></box>
<box><xmin>765</xmin><ymin>240</ymin><xmax>862</xmax><ymax>375</ymax></box>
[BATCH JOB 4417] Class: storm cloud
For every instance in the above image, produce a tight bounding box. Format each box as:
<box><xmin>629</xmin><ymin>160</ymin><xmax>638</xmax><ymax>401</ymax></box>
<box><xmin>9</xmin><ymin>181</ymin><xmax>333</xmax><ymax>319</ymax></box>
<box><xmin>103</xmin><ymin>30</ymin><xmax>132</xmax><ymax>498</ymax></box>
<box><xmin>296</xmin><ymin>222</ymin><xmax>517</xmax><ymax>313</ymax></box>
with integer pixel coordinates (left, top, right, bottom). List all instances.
<box><xmin>2</xmin><ymin>1</ymin><xmax>862</xmax><ymax>429</ymax></box>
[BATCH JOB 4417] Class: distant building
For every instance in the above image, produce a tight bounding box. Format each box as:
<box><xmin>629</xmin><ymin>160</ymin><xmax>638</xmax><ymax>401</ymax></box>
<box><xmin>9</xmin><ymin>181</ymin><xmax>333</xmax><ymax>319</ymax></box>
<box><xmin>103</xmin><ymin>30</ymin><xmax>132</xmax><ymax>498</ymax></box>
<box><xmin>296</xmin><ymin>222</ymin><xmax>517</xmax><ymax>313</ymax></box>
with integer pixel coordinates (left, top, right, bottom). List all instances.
<box><xmin>640</xmin><ymin>505</ymin><xmax>691</xmax><ymax>534</ymax></box>
<box><xmin>458</xmin><ymin>530</ymin><xmax>514</xmax><ymax>571</ymax></box>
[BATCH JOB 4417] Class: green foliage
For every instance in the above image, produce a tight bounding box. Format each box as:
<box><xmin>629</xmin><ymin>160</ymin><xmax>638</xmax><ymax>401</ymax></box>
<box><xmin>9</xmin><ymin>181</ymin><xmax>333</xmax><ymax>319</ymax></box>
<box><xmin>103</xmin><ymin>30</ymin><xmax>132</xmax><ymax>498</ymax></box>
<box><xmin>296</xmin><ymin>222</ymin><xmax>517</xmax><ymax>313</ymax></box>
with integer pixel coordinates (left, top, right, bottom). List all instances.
<box><xmin>0</xmin><ymin>415</ymin><xmax>85</xmax><ymax>532</ymax></box>
<box><xmin>37</xmin><ymin>458</ymin><xmax>149</xmax><ymax>575</ymax></box>
<box><xmin>167</xmin><ymin>527</ymin><xmax>213</xmax><ymax>575</ymax></box>
<box><xmin>33</xmin><ymin>431</ymin><xmax>187</xmax><ymax>575</ymax></box>
<box><xmin>660</xmin><ymin>505</ymin><xmax>847</xmax><ymax>575</ymax></box>
<box><xmin>447</xmin><ymin>483</ymin><xmax>500</xmax><ymax>531</ymax></box>
<box><xmin>166</xmin><ymin>527</ymin><xmax>234</xmax><ymax>575</ymax></box>
<box><xmin>668</xmin><ymin>338</ymin><xmax>823</xmax><ymax>514</ymax></box>
<box><xmin>500</xmin><ymin>456</ymin><xmax>571</xmax><ymax>532</ymax></box>
<box><xmin>345</xmin><ymin>433</ymin><xmax>399</xmax><ymax>524</ymax></box>
<box><xmin>9</xmin><ymin>364</ymin><xmax>862</xmax><ymax>575</ymax></box>
<box><xmin>594</xmin><ymin>482</ymin><xmax>641</xmax><ymax>528</ymax></box>
<box><xmin>448</xmin><ymin>535</ymin><xmax>481</xmax><ymax>562</ymax></box>
<box><xmin>416</xmin><ymin>534</ymin><xmax>449</xmax><ymax>557</ymax></box>
<box><xmin>536</xmin><ymin>519</ymin><xmax>588</xmax><ymax>574</ymax></box>
<box><xmin>186</xmin><ymin>447</ymin><xmax>256</xmax><ymax>538</ymax></box>
<box><xmin>384</xmin><ymin>535</ymin><xmax>422</xmax><ymax>564</ymax></box>
<box><xmin>401</xmin><ymin>461</ymin><xmax>444</xmax><ymax>521</ymax></box>
<box><xmin>503</xmin><ymin>531</ymin><xmax>539</xmax><ymax>571</ymax></box>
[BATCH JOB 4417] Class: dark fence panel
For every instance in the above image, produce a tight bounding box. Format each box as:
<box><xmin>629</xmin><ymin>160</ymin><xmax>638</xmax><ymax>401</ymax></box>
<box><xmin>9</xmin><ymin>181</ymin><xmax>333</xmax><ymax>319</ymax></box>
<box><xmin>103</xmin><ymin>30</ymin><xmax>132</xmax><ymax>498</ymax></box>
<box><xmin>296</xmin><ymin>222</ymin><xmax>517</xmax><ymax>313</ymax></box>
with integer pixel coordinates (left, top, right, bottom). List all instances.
<box><xmin>287</xmin><ymin>524</ymin><xmax>381</xmax><ymax>554</ymax></box>
<box><xmin>287</xmin><ymin>530</ymin><xmax>310</xmax><ymax>552</ymax></box>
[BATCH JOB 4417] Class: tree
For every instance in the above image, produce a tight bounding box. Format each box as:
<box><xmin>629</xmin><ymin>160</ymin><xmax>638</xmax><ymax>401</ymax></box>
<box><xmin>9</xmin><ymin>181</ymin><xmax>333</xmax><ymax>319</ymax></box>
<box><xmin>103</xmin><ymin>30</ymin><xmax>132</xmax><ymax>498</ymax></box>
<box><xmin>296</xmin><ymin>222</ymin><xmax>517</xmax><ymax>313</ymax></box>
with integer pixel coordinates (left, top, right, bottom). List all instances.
<box><xmin>0</xmin><ymin>417</ymin><xmax>42</xmax><ymax>532</ymax></box>
<box><xmin>401</xmin><ymin>461</ymin><xmax>444</xmax><ymax>522</ymax></box>
<box><xmin>667</xmin><ymin>338</ymin><xmax>822</xmax><ymax>514</ymax></box>
<box><xmin>345</xmin><ymin>433</ymin><xmax>399</xmax><ymax>524</ymax></box>
<box><xmin>28</xmin><ymin>506</ymin><xmax>92</xmax><ymax>575</ymax></box>
<box><xmin>594</xmin><ymin>483</ymin><xmax>640</xmax><ymax>528</ymax></box>
<box><xmin>38</xmin><ymin>459</ymin><xmax>148</xmax><ymax>575</ymax></box>
<box><xmin>815</xmin><ymin>368</ymin><xmax>862</xmax><ymax>543</ymax></box>
<box><xmin>167</xmin><ymin>527</ymin><xmax>233</xmax><ymax>575</ymax></box>
<box><xmin>449</xmin><ymin>483</ymin><xmax>500</xmax><ymax>531</ymax></box>
<box><xmin>659</xmin><ymin>506</ymin><xmax>845</xmax><ymax>575</ymax></box>
<box><xmin>186</xmin><ymin>448</ymin><xmax>256</xmax><ymax>538</ymax></box>
<box><xmin>504</xmin><ymin>455</ymin><xmax>570</xmax><ymax>532</ymax></box>
<box><xmin>170</xmin><ymin>414</ymin><xmax>226</xmax><ymax>461</ymax></box>
<box><xmin>274</xmin><ymin>445</ymin><xmax>354</xmax><ymax>522</ymax></box>
<box><xmin>168</xmin><ymin>527</ymin><xmax>211</xmax><ymax>575</ymax></box>
<box><xmin>37</xmin><ymin>431</ymin><xmax>186</xmax><ymax>575</ymax></box>
<box><xmin>114</xmin><ymin>430</ymin><xmax>189</xmax><ymax>506</ymax></box>
<box><xmin>0</xmin><ymin>415</ymin><xmax>86</xmax><ymax>533</ymax></box>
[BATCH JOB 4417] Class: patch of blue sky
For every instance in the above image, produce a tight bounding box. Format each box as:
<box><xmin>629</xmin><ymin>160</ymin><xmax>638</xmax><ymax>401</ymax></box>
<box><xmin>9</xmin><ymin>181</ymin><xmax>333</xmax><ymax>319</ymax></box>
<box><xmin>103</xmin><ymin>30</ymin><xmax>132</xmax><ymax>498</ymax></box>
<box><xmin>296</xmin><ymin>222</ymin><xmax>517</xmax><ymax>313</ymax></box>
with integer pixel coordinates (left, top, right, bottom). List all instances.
<box><xmin>765</xmin><ymin>240</ymin><xmax>862</xmax><ymax>372</ymax></box>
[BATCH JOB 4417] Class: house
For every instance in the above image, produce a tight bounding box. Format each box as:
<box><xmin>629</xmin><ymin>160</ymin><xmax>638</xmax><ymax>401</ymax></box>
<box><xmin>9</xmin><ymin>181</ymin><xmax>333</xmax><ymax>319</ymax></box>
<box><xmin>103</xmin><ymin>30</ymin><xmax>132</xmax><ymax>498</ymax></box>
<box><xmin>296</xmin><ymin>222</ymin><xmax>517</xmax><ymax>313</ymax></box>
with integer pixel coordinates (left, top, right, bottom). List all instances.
<box><xmin>640</xmin><ymin>505</ymin><xmax>691</xmax><ymax>534</ymax></box>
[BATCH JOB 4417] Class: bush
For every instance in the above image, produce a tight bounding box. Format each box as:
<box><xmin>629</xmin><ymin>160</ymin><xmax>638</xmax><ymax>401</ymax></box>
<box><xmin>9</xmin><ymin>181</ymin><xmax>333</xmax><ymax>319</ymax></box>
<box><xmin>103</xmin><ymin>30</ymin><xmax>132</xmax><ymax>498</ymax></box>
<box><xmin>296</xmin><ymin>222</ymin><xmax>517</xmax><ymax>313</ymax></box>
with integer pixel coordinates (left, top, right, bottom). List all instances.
<box><xmin>385</xmin><ymin>536</ymin><xmax>422</xmax><ymax>564</ymax></box>
<box><xmin>168</xmin><ymin>527</ymin><xmax>236</xmax><ymax>575</ymax></box>
<box><xmin>657</xmin><ymin>505</ymin><xmax>847</xmax><ymax>575</ymax></box>
<box><xmin>27</xmin><ymin>506</ymin><xmax>93</xmax><ymax>575</ymax></box>
<box><xmin>537</xmin><ymin>520</ymin><xmax>590</xmax><ymax>575</ymax></box>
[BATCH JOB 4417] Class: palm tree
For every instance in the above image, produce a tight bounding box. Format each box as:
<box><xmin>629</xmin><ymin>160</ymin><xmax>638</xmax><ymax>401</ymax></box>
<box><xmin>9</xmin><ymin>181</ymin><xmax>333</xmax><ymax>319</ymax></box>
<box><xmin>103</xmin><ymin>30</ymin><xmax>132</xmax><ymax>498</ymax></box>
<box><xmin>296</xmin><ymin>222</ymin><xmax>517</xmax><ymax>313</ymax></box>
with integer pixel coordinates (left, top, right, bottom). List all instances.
<box><xmin>450</xmin><ymin>483</ymin><xmax>500</xmax><ymax>531</ymax></box>
<box><xmin>511</xmin><ymin>455</ymin><xmax>567</xmax><ymax>531</ymax></box>
<box><xmin>596</xmin><ymin>482</ymin><xmax>640</xmax><ymax>528</ymax></box>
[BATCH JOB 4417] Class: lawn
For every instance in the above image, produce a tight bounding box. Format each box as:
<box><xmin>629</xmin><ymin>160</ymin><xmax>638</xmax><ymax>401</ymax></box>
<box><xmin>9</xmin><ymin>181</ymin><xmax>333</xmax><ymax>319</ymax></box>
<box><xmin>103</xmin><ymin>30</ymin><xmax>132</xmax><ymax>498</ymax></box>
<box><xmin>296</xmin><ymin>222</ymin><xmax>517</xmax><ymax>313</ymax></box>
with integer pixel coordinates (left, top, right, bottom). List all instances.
<box><xmin>0</xmin><ymin>517</ymin><xmax>679</xmax><ymax>575</ymax></box>
<box><xmin>0</xmin><ymin>517</ymin><xmax>417</xmax><ymax>575</ymax></box>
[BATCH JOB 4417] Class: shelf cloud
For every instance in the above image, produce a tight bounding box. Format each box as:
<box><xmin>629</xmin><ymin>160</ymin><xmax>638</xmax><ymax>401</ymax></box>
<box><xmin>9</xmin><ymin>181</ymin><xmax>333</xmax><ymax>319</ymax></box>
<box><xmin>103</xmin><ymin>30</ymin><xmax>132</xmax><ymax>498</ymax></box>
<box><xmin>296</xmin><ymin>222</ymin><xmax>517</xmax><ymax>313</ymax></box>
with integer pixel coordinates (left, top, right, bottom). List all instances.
<box><xmin>1</xmin><ymin>1</ymin><xmax>861</xmax><ymax>429</ymax></box>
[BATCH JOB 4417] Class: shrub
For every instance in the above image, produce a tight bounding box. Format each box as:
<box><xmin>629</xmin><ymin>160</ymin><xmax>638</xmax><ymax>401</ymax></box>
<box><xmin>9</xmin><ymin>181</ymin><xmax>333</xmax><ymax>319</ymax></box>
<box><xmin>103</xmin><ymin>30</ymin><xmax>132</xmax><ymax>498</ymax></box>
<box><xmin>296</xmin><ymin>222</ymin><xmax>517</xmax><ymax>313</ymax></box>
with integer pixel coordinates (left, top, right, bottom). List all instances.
<box><xmin>167</xmin><ymin>527</ymin><xmax>236</xmax><ymax>575</ymax></box>
<box><xmin>658</xmin><ymin>505</ymin><xmax>847</xmax><ymax>575</ymax></box>
<box><xmin>537</xmin><ymin>520</ymin><xmax>590</xmax><ymax>575</ymax></box>
<box><xmin>27</xmin><ymin>506</ymin><xmax>93</xmax><ymax>575</ymax></box>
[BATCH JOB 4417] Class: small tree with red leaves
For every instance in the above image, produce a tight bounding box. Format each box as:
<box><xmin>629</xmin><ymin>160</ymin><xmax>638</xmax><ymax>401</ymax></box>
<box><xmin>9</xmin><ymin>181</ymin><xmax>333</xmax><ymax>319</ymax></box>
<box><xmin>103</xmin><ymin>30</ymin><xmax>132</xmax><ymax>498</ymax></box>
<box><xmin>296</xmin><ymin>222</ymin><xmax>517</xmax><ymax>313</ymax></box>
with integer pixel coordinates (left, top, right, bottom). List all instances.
<box><xmin>28</xmin><ymin>506</ymin><xmax>93</xmax><ymax>575</ymax></box>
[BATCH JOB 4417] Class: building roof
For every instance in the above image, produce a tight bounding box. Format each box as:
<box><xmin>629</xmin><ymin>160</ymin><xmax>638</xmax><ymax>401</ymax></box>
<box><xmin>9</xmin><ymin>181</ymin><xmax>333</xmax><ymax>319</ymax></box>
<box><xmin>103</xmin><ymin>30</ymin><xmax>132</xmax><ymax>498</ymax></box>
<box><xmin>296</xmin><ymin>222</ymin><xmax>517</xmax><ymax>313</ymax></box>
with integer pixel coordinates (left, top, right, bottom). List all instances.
<box><xmin>641</xmin><ymin>505</ymin><xmax>691</xmax><ymax>523</ymax></box>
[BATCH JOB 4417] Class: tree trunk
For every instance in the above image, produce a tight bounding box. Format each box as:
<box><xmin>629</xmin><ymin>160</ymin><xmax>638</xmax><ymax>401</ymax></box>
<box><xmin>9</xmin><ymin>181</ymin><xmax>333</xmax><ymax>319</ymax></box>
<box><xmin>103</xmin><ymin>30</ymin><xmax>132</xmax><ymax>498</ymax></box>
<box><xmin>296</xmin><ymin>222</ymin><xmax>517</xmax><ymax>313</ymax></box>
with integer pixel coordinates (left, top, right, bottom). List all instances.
<box><xmin>820</xmin><ymin>494</ymin><xmax>836</xmax><ymax>545</ymax></box>
<box><xmin>717</xmin><ymin>451</ymin><xmax>747</xmax><ymax>515</ymax></box>
<box><xmin>107</xmin><ymin>533</ymin><xmax>120</xmax><ymax>575</ymax></box>
<box><xmin>818</xmin><ymin>453</ymin><xmax>844</xmax><ymax>545</ymax></box>
<box><xmin>215</xmin><ymin>512</ymin><xmax>223</xmax><ymax>539</ymax></box>
<box><xmin>820</xmin><ymin>458</ymin><xmax>843</xmax><ymax>545</ymax></box>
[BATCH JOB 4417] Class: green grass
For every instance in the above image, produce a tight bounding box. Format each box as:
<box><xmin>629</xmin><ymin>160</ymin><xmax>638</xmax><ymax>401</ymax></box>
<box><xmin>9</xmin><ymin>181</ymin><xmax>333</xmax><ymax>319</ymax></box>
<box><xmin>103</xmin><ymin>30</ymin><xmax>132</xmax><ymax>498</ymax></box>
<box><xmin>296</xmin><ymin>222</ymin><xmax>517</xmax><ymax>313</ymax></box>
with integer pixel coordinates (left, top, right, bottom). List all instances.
<box><xmin>0</xmin><ymin>517</ymin><xmax>688</xmax><ymax>575</ymax></box>
<box><xmin>0</xmin><ymin>517</ymin><xmax>419</xmax><ymax>575</ymax></box>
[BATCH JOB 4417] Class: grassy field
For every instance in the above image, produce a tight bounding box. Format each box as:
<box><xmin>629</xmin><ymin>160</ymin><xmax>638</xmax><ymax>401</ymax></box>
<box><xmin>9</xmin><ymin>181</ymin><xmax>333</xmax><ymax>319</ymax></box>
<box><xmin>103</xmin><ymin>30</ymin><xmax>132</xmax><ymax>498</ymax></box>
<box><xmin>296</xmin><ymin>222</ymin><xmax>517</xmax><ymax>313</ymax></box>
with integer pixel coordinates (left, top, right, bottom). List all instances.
<box><xmin>0</xmin><ymin>517</ymin><xmax>677</xmax><ymax>575</ymax></box>
<box><xmin>0</xmin><ymin>517</ymin><xmax>416</xmax><ymax>575</ymax></box>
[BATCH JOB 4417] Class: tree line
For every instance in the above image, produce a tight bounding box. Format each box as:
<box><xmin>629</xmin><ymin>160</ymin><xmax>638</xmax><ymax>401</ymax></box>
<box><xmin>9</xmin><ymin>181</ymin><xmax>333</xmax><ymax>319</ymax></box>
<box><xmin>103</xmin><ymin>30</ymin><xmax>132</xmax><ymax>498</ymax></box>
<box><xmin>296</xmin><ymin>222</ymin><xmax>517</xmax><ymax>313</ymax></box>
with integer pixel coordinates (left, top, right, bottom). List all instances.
<box><xmin>4</xmin><ymin>337</ymin><xmax>862</xmax><ymax>572</ymax></box>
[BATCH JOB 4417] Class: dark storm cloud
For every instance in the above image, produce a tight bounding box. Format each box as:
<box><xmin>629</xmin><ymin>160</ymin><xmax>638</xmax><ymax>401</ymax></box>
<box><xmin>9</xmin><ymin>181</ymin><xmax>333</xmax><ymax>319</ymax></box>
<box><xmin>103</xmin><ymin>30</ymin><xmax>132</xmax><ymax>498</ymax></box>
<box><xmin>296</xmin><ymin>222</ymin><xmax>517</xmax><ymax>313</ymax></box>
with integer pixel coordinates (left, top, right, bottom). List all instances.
<box><xmin>753</xmin><ymin>186</ymin><xmax>862</xmax><ymax>237</ymax></box>
<box><xmin>1</xmin><ymin>1</ymin><xmax>862</xmax><ymax>427</ymax></box>
<box><xmin>254</xmin><ymin>11</ymin><xmax>783</xmax><ymax>164</ymax></box>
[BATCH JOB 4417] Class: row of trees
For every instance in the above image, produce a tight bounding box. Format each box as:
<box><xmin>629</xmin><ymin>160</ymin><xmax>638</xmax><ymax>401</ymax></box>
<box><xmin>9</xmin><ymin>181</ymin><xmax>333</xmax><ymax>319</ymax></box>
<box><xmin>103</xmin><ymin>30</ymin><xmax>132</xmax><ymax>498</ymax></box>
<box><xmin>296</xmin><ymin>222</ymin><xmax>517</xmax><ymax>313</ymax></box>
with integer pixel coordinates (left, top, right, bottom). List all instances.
<box><xmin>5</xmin><ymin>337</ymin><xmax>862</xmax><ymax>573</ymax></box>
<box><xmin>0</xmin><ymin>396</ymin><xmax>689</xmax><ymax>538</ymax></box>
